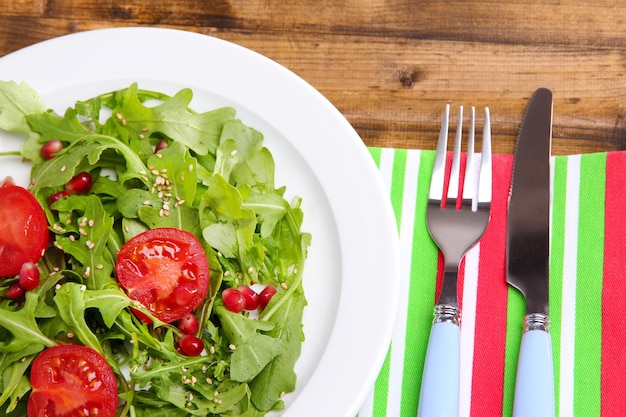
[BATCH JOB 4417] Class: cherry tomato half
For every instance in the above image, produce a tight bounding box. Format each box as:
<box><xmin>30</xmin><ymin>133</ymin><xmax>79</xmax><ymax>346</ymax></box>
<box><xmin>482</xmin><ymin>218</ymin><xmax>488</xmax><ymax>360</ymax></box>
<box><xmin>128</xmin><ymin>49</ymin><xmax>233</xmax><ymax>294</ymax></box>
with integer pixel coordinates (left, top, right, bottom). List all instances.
<box><xmin>0</xmin><ymin>178</ymin><xmax>48</xmax><ymax>277</ymax></box>
<box><xmin>115</xmin><ymin>228</ymin><xmax>209</xmax><ymax>323</ymax></box>
<box><xmin>27</xmin><ymin>344</ymin><xmax>118</xmax><ymax>417</ymax></box>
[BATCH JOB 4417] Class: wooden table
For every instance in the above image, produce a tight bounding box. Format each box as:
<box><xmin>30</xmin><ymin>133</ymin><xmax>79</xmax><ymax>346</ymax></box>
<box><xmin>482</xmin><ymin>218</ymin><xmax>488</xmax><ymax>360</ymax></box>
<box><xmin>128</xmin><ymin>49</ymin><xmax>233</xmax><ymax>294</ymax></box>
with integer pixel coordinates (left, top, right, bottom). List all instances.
<box><xmin>2</xmin><ymin>0</ymin><xmax>625</xmax><ymax>156</ymax></box>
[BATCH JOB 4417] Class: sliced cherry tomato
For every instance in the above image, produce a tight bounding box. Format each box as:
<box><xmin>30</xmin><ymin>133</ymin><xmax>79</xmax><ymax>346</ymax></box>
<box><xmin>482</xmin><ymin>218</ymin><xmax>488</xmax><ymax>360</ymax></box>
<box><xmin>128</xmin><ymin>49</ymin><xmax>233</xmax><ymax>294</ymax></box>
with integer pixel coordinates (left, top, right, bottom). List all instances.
<box><xmin>27</xmin><ymin>344</ymin><xmax>118</xmax><ymax>417</ymax></box>
<box><xmin>115</xmin><ymin>228</ymin><xmax>209</xmax><ymax>323</ymax></box>
<box><xmin>0</xmin><ymin>178</ymin><xmax>48</xmax><ymax>277</ymax></box>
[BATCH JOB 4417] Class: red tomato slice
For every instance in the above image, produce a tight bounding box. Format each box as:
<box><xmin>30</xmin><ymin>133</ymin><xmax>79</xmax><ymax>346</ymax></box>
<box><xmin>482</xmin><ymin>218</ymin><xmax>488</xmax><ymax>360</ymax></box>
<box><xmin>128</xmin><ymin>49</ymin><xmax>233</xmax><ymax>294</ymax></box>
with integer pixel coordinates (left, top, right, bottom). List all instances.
<box><xmin>0</xmin><ymin>178</ymin><xmax>48</xmax><ymax>277</ymax></box>
<box><xmin>27</xmin><ymin>344</ymin><xmax>118</xmax><ymax>417</ymax></box>
<box><xmin>115</xmin><ymin>228</ymin><xmax>209</xmax><ymax>323</ymax></box>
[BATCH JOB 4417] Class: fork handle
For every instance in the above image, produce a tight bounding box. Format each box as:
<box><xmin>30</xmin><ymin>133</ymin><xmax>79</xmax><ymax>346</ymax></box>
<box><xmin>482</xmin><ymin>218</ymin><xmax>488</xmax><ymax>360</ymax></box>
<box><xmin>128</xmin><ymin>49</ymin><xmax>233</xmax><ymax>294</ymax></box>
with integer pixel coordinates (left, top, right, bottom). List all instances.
<box><xmin>417</xmin><ymin>305</ymin><xmax>460</xmax><ymax>417</ymax></box>
<box><xmin>512</xmin><ymin>315</ymin><xmax>555</xmax><ymax>417</ymax></box>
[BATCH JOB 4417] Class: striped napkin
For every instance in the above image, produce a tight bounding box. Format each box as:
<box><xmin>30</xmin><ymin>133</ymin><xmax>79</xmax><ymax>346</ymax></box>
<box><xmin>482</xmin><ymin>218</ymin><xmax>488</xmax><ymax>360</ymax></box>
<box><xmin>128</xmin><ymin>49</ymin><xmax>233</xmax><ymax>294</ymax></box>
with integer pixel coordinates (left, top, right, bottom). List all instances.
<box><xmin>357</xmin><ymin>148</ymin><xmax>626</xmax><ymax>417</ymax></box>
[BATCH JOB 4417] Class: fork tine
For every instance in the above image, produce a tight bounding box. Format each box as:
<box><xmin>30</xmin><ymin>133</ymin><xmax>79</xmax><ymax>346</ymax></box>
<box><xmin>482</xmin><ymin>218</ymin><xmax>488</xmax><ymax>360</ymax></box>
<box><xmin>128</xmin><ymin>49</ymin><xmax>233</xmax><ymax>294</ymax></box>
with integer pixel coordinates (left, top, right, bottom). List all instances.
<box><xmin>446</xmin><ymin>106</ymin><xmax>463</xmax><ymax>205</ymax></box>
<box><xmin>428</xmin><ymin>104</ymin><xmax>450</xmax><ymax>203</ymax></box>
<box><xmin>478</xmin><ymin>107</ymin><xmax>492</xmax><ymax>206</ymax></box>
<box><xmin>462</xmin><ymin>106</ymin><xmax>476</xmax><ymax>208</ymax></box>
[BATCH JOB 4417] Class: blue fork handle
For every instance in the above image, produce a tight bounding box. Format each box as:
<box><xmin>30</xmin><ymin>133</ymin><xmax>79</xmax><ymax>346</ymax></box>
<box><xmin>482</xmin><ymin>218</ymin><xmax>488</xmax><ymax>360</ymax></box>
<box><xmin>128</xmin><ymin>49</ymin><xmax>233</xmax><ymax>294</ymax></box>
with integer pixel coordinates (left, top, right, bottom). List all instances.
<box><xmin>418</xmin><ymin>313</ymin><xmax>460</xmax><ymax>417</ymax></box>
<box><xmin>512</xmin><ymin>328</ymin><xmax>555</xmax><ymax>417</ymax></box>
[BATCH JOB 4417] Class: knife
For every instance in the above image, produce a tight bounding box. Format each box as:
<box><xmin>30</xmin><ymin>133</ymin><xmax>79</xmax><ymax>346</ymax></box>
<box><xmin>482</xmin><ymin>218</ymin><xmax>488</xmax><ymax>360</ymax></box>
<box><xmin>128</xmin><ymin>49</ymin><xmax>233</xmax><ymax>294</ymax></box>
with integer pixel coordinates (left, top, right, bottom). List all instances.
<box><xmin>506</xmin><ymin>87</ymin><xmax>555</xmax><ymax>417</ymax></box>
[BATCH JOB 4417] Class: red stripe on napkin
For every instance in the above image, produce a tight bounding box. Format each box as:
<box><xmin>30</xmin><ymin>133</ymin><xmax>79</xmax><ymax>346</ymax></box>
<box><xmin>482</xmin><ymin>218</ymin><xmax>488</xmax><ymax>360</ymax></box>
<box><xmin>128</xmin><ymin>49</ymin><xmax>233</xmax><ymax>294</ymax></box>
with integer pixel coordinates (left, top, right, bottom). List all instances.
<box><xmin>470</xmin><ymin>154</ymin><xmax>512</xmax><ymax>415</ymax></box>
<box><xmin>601</xmin><ymin>152</ymin><xmax>626</xmax><ymax>416</ymax></box>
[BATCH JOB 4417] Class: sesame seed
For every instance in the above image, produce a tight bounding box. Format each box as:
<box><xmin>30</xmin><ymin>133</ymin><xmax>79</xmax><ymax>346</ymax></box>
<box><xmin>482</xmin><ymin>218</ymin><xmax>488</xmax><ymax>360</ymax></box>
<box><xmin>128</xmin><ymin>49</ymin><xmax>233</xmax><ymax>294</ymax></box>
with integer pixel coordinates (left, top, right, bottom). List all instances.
<box><xmin>60</xmin><ymin>165</ymin><xmax>66</xmax><ymax>172</ymax></box>
<box><xmin>142</xmin><ymin>126</ymin><xmax>149</xmax><ymax>132</ymax></box>
<box><xmin>86</xmin><ymin>240</ymin><xmax>95</xmax><ymax>249</ymax></box>
<box><xmin>140</xmin><ymin>170</ymin><xmax>147</xmax><ymax>175</ymax></box>
<box><xmin>281</xmin><ymin>282</ymin><xmax>288</xmax><ymax>290</ymax></box>
<box><xmin>139</xmin><ymin>134</ymin><xmax>145</xmax><ymax>139</ymax></box>
<box><xmin>151</xmin><ymin>169</ymin><xmax>159</xmax><ymax>175</ymax></box>
<box><xmin>116</xmin><ymin>112</ymin><xmax>123</xmax><ymax>120</ymax></box>
<box><xmin>67</xmin><ymin>332</ymin><xmax>75</xmax><ymax>339</ymax></box>
<box><xmin>247</xmin><ymin>266</ymin><xmax>254</xmax><ymax>274</ymax></box>
<box><xmin>230</xmin><ymin>149</ymin><xmax>238</xmax><ymax>157</ymax></box>
<box><xmin>223</xmin><ymin>271</ymin><xmax>230</xmax><ymax>277</ymax></box>
<box><xmin>55</xmin><ymin>284</ymin><xmax>62</xmax><ymax>290</ymax></box>
<box><xmin>156</xmin><ymin>153</ymin><xmax>162</xmax><ymax>158</ymax></box>
<box><xmin>188</xmin><ymin>164</ymin><xmax>193</xmax><ymax>172</ymax></box>
<box><xmin>80</xmin><ymin>285</ymin><xmax>87</xmax><ymax>291</ymax></box>
<box><xmin>80</xmin><ymin>229</ymin><xmax>88</xmax><ymax>236</ymax></box>
<box><xmin>96</xmin><ymin>264</ymin><xmax>104</xmax><ymax>269</ymax></box>
<box><xmin>143</xmin><ymin>200</ymin><xmax>151</xmax><ymax>205</ymax></box>
<box><xmin>88</xmin><ymin>220</ymin><xmax>94</xmax><ymax>227</ymax></box>
<box><xmin>229</xmin><ymin>344</ymin><xmax>236</xmax><ymax>350</ymax></box>
<box><xmin>209</xmin><ymin>345</ymin><xmax>216</xmax><ymax>354</ymax></box>
<box><xmin>69</xmin><ymin>235</ymin><xmax>75</xmax><ymax>241</ymax></box>
<box><xmin>206</xmin><ymin>377</ymin><xmax>213</xmax><ymax>384</ymax></box>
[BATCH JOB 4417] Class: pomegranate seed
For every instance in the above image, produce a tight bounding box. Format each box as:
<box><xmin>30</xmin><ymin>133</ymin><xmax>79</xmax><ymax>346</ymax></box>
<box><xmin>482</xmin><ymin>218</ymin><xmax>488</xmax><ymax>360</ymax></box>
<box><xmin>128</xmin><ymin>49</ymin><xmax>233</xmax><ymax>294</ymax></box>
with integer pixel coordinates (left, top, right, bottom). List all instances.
<box><xmin>154</xmin><ymin>139</ymin><xmax>169</xmax><ymax>153</ymax></box>
<box><xmin>174</xmin><ymin>282</ymin><xmax>198</xmax><ymax>306</ymax></box>
<box><xmin>257</xmin><ymin>284</ymin><xmax>277</xmax><ymax>309</ymax></box>
<box><xmin>238</xmin><ymin>285</ymin><xmax>259</xmax><ymax>310</ymax></box>
<box><xmin>222</xmin><ymin>288</ymin><xmax>246</xmax><ymax>313</ymax></box>
<box><xmin>48</xmin><ymin>190</ymin><xmax>71</xmax><ymax>207</ymax></box>
<box><xmin>178</xmin><ymin>313</ymin><xmax>200</xmax><ymax>335</ymax></box>
<box><xmin>5</xmin><ymin>282</ymin><xmax>26</xmax><ymax>300</ymax></box>
<box><xmin>178</xmin><ymin>335</ymin><xmax>204</xmax><ymax>356</ymax></box>
<box><xmin>19</xmin><ymin>262</ymin><xmax>40</xmax><ymax>290</ymax></box>
<box><xmin>41</xmin><ymin>139</ymin><xmax>63</xmax><ymax>160</ymax></box>
<box><xmin>65</xmin><ymin>171</ymin><xmax>93</xmax><ymax>194</ymax></box>
<box><xmin>0</xmin><ymin>176</ymin><xmax>15</xmax><ymax>188</ymax></box>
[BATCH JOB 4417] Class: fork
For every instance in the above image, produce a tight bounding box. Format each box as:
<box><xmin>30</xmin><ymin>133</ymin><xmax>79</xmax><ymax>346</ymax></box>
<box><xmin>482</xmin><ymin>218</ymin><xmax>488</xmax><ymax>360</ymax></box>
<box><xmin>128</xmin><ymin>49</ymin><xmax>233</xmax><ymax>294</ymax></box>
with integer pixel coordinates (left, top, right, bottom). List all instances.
<box><xmin>417</xmin><ymin>105</ymin><xmax>492</xmax><ymax>417</ymax></box>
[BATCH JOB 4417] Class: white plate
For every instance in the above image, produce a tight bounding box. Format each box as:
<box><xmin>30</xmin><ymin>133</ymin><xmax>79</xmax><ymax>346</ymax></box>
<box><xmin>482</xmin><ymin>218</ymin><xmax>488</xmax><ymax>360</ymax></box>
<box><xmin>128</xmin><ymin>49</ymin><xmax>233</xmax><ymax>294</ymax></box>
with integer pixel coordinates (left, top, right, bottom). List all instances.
<box><xmin>0</xmin><ymin>27</ymin><xmax>400</xmax><ymax>417</ymax></box>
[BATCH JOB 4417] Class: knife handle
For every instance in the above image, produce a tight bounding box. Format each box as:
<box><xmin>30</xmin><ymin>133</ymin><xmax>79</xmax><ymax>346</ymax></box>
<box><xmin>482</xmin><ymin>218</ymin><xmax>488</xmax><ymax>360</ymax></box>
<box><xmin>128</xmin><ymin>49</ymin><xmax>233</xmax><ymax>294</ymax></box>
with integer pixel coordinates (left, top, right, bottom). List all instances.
<box><xmin>512</xmin><ymin>314</ymin><xmax>555</xmax><ymax>417</ymax></box>
<box><xmin>417</xmin><ymin>305</ymin><xmax>460</xmax><ymax>417</ymax></box>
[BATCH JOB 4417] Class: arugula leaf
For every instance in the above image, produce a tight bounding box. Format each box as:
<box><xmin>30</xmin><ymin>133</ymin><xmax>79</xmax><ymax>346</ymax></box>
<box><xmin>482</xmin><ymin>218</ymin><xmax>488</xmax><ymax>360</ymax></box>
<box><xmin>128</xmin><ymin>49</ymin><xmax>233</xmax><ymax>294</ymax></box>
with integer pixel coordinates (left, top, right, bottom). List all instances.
<box><xmin>102</xmin><ymin>83</ymin><xmax>237</xmax><ymax>156</ymax></box>
<box><xmin>215</xmin><ymin>305</ymin><xmax>284</xmax><ymax>383</ymax></box>
<box><xmin>49</xmin><ymin>195</ymin><xmax>116</xmax><ymax>290</ymax></box>
<box><xmin>202</xmin><ymin>174</ymin><xmax>257</xmax><ymax>260</ymax></box>
<box><xmin>0</xmin><ymin>81</ymin><xmax>45</xmax><ymax>135</ymax></box>
<box><xmin>0</xmin><ymin>293</ymin><xmax>55</xmax><ymax>354</ymax></box>
<box><xmin>251</xmin><ymin>287</ymin><xmax>306</xmax><ymax>411</ymax></box>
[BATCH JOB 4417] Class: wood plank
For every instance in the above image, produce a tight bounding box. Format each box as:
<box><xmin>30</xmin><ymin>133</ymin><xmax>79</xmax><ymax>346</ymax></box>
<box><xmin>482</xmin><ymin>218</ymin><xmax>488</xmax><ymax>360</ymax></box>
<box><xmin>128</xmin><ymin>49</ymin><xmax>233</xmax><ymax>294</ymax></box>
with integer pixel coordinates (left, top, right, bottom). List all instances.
<box><xmin>1</xmin><ymin>1</ymin><xmax>626</xmax><ymax>154</ymax></box>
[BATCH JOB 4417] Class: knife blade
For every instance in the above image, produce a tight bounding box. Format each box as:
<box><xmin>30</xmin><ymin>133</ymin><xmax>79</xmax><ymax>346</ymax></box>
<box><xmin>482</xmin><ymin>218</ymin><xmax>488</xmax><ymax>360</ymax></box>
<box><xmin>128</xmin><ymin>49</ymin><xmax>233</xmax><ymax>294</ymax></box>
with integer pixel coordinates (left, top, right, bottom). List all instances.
<box><xmin>506</xmin><ymin>87</ymin><xmax>555</xmax><ymax>417</ymax></box>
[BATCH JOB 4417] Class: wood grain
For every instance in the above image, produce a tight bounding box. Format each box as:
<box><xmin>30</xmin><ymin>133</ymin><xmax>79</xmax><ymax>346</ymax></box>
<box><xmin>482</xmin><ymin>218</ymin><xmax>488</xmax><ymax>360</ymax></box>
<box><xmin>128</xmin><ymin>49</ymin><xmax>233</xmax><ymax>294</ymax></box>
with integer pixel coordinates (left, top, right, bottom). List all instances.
<box><xmin>2</xmin><ymin>0</ymin><xmax>626</xmax><ymax>154</ymax></box>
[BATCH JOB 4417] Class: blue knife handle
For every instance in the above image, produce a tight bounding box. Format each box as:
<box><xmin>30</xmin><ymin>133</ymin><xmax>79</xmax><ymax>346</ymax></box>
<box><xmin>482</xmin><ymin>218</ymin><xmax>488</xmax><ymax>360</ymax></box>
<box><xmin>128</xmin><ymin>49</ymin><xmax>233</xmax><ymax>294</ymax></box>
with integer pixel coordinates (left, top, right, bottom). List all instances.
<box><xmin>418</xmin><ymin>305</ymin><xmax>460</xmax><ymax>417</ymax></box>
<box><xmin>512</xmin><ymin>315</ymin><xmax>555</xmax><ymax>417</ymax></box>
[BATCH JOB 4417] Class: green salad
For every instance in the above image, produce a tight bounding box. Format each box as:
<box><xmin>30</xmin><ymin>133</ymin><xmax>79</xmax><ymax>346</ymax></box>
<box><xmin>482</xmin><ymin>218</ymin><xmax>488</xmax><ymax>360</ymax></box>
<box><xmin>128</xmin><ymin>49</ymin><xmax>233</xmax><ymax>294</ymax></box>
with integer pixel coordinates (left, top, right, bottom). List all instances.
<box><xmin>0</xmin><ymin>81</ymin><xmax>310</xmax><ymax>417</ymax></box>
